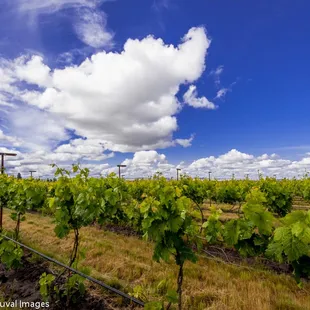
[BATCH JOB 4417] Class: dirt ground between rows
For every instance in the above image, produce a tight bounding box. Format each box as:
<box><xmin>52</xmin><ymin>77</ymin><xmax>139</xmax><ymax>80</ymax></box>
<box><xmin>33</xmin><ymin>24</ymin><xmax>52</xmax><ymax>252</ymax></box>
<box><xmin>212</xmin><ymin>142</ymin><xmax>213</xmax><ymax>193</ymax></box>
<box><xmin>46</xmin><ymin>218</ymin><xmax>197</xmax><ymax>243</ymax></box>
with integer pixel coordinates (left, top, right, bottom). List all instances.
<box><xmin>0</xmin><ymin>255</ymin><xmax>138</xmax><ymax>310</ymax></box>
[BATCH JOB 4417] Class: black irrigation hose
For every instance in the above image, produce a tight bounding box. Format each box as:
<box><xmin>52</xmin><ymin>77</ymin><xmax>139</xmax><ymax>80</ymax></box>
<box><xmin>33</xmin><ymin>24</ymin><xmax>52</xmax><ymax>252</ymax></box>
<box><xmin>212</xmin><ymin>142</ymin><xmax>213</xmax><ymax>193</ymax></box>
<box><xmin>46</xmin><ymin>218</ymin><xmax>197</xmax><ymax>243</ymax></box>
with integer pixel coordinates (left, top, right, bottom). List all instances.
<box><xmin>1</xmin><ymin>234</ymin><xmax>145</xmax><ymax>307</ymax></box>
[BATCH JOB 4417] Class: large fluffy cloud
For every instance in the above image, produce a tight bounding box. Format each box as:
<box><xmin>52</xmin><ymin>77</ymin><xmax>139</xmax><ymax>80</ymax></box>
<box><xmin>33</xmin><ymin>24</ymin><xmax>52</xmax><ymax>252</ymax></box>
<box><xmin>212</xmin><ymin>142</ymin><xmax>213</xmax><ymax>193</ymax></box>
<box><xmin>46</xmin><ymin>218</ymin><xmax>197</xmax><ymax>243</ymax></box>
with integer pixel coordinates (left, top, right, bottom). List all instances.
<box><xmin>0</xmin><ymin>27</ymin><xmax>211</xmax><ymax>153</ymax></box>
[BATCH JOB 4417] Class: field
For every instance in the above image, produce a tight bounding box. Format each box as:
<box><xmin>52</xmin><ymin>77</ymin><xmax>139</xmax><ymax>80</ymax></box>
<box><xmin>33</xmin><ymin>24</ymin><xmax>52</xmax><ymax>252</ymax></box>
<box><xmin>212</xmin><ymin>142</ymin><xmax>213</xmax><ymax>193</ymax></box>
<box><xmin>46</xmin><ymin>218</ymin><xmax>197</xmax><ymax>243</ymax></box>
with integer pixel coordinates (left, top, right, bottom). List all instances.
<box><xmin>1</xmin><ymin>170</ymin><xmax>310</xmax><ymax>309</ymax></box>
<box><xmin>1</xmin><ymin>208</ymin><xmax>310</xmax><ymax>310</ymax></box>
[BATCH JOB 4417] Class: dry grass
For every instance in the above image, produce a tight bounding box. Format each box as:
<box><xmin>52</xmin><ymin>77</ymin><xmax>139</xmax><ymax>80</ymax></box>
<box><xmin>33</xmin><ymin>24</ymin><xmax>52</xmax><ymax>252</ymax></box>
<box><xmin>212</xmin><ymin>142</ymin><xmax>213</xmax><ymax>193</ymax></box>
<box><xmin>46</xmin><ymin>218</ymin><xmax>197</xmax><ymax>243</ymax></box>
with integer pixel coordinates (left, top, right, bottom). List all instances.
<box><xmin>200</xmin><ymin>201</ymin><xmax>310</xmax><ymax>223</ymax></box>
<box><xmin>293</xmin><ymin>205</ymin><xmax>310</xmax><ymax>210</ymax></box>
<box><xmin>2</xmin><ymin>208</ymin><xmax>310</xmax><ymax>310</ymax></box>
<box><xmin>200</xmin><ymin>203</ymin><xmax>240</xmax><ymax>222</ymax></box>
<box><xmin>292</xmin><ymin>198</ymin><xmax>310</xmax><ymax>207</ymax></box>
<box><xmin>202</xmin><ymin>210</ymin><xmax>239</xmax><ymax>221</ymax></box>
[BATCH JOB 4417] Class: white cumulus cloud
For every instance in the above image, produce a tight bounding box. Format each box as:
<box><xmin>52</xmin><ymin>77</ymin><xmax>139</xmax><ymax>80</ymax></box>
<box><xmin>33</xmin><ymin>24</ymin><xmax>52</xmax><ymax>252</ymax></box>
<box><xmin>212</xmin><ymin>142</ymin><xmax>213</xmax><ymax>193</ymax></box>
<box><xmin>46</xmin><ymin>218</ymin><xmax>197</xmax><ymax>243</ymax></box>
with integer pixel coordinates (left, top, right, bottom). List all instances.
<box><xmin>0</xmin><ymin>27</ymin><xmax>211</xmax><ymax>153</ymax></box>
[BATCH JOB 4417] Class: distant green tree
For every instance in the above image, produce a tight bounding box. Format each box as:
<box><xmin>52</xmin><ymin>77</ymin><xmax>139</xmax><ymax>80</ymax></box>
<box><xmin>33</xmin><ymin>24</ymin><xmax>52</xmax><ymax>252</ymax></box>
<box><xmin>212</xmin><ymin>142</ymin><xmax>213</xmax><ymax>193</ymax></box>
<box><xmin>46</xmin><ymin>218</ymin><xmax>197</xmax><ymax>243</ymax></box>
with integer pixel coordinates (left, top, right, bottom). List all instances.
<box><xmin>17</xmin><ymin>173</ymin><xmax>22</xmax><ymax>179</ymax></box>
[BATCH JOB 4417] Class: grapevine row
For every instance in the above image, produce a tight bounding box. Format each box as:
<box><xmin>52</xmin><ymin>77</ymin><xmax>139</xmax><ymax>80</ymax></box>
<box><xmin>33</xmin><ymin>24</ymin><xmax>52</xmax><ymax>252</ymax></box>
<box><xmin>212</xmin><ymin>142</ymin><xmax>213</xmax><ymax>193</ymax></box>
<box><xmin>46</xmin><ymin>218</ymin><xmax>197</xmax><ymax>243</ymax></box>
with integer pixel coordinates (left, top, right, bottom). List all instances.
<box><xmin>0</xmin><ymin>165</ymin><xmax>310</xmax><ymax>309</ymax></box>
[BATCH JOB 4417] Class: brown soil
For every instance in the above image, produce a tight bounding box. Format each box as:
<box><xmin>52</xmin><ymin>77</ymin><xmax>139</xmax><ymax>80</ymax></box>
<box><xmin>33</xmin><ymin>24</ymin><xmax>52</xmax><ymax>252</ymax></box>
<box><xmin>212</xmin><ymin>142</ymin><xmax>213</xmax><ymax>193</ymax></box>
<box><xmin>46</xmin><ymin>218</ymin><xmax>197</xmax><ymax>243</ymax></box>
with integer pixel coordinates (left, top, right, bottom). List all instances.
<box><xmin>0</xmin><ymin>254</ymin><xmax>139</xmax><ymax>310</ymax></box>
<box><xmin>103</xmin><ymin>224</ymin><xmax>142</xmax><ymax>238</ymax></box>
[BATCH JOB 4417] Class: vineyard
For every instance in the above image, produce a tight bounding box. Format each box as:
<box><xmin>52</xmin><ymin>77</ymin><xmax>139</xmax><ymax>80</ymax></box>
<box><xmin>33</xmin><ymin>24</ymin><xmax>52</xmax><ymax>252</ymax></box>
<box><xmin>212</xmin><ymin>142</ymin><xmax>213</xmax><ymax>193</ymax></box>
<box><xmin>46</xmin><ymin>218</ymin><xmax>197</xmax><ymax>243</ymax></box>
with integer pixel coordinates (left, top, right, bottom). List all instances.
<box><xmin>1</xmin><ymin>165</ymin><xmax>310</xmax><ymax>309</ymax></box>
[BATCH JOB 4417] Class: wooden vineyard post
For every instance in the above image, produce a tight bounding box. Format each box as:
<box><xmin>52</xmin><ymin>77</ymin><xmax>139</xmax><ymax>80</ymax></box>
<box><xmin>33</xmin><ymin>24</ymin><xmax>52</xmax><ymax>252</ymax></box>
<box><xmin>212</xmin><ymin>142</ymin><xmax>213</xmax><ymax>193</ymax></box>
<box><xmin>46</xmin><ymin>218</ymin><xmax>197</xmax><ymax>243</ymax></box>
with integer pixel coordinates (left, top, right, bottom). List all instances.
<box><xmin>177</xmin><ymin>168</ymin><xmax>181</xmax><ymax>181</ymax></box>
<box><xmin>117</xmin><ymin>164</ymin><xmax>126</xmax><ymax>178</ymax></box>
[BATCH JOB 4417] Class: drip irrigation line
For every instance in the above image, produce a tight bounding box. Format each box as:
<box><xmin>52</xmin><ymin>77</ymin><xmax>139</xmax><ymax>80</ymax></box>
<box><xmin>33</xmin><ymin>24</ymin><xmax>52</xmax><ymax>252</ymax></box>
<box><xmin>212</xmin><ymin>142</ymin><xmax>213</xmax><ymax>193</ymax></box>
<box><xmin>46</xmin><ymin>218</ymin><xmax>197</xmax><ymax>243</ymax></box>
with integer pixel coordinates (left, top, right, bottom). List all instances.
<box><xmin>0</xmin><ymin>234</ymin><xmax>144</xmax><ymax>307</ymax></box>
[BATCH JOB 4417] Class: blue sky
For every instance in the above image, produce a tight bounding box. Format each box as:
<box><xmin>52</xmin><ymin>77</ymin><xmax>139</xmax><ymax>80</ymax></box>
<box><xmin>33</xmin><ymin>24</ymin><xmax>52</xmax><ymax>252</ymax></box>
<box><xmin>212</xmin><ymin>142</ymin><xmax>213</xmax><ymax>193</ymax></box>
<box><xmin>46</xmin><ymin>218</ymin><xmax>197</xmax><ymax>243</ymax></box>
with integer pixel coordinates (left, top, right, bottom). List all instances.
<box><xmin>0</xmin><ymin>0</ymin><xmax>310</xmax><ymax>178</ymax></box>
